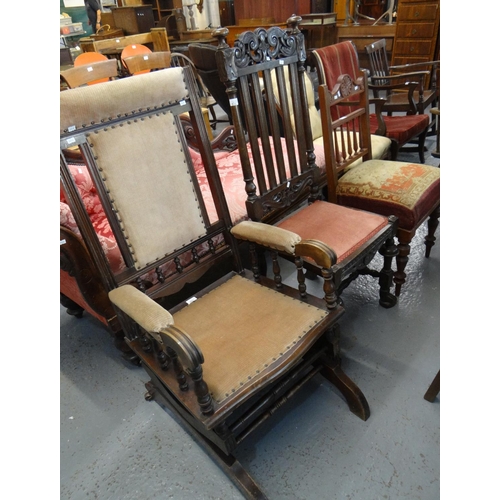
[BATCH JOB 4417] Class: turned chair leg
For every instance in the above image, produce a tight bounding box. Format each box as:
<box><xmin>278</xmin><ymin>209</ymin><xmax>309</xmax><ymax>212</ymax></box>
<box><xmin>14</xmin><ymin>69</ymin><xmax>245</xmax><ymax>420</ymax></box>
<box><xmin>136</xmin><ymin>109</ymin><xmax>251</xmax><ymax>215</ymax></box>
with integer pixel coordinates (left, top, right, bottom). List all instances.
<box><xmin>394</xmin><ymin>234</ymin><xmax>412</xmax><ymax>297</ymax></box>
<box><xmin>425</xmin><ymin>207</ymin><xmax>440</xmax><ymax>258</ymax></box>
<box><xmin>418</xmin><ymin>129</ymin><xmax>428</xmax><ymax>163</ymax></box>
<box><xmin>378</xmin><ymin>236</ymin><xmax>398</xmax><ymax>308</ymax></box>
<box><xmin>60</xmin><ymin>293</ymin><xmax>84</xmax><ymax>318</ymax></box>
<box><xmin>390</xmin><ymin>139</ymin><xmax>399</xmax><ymax>160</ymax></box>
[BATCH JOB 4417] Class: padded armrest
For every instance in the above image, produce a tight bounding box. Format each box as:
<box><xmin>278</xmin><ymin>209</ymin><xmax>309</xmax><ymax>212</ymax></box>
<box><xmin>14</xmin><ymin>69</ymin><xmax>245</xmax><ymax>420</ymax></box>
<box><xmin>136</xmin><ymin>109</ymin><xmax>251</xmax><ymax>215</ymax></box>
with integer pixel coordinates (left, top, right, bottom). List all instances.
<box><xmin>109</xmin><ymin>284</ymin><xmax>174</xmax><ymax>333</ymax></box>
<box><xmin>231</xmin><ymin>221</ymin><xmax>301</xmax><ymax>254</ymax></box>
<box><xmin>231</xmin><ymin>222</ymin><xmax>337</xmax><ymax>267</ymax></box>
<box><xmin>109</xmin><ymin>284</ymin><xmax>205</xmax><ymax>372</ymax></box>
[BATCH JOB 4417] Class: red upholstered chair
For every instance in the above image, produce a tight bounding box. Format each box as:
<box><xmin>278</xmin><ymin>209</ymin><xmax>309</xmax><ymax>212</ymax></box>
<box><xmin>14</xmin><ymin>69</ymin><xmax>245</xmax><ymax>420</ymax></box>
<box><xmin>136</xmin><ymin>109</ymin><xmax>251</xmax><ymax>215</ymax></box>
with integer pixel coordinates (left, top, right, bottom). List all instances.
<box><xmin>313</xmin><ymin>41</ymin><xmax>431</xmax><ymax>163</ymax></box>
<box><xmin>317</xmin><ymin>71</ymin><xmax>440</xmax><ymax>296</ymax></box>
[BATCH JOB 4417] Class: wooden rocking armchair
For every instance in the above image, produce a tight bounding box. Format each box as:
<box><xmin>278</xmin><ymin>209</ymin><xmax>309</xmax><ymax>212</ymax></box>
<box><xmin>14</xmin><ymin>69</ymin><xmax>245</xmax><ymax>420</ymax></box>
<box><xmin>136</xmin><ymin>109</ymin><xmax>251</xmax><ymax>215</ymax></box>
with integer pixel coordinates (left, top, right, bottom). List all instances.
<box><xmin>60</xmin><ymin>64</ymin><xmax>372</xmax><ymax>499</ymax></box>
<box><xmin>213</xmin><ymin>17</ymin><xmax>399</xmax><ymax>309</ymax></box>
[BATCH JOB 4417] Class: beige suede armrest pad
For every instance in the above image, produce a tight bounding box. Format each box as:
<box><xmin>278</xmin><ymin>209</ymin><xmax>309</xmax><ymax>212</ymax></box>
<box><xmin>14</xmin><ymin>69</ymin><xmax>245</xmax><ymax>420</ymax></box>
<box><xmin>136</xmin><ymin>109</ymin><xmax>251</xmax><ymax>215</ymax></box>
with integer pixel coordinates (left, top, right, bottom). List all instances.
<box><xmin>109</xmin><ymin>284</ymin><xmax>174</xmax><ymax>333</ymax></box>
<box><xmin>231</xmin><ymin>221</ymin><xmax>301</xmax><ymax>255</ymax></box>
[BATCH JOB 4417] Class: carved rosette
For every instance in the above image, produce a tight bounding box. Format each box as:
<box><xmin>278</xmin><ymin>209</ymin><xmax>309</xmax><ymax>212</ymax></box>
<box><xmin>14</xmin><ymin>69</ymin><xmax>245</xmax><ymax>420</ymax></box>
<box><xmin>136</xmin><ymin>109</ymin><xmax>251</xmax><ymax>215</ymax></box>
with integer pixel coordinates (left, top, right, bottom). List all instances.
<box><xmin>339</xmin><ymin>75</ymin><xmax>355</xmax><ymax>97</ymax></box>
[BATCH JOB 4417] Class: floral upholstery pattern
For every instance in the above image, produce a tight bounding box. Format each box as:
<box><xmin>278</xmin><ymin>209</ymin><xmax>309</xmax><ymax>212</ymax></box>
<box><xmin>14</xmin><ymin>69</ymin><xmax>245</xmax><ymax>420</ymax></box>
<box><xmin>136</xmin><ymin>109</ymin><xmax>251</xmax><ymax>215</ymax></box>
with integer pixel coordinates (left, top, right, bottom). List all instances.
<box><xmin>60</xmin><ymin>165</ymin><xmax>126</xmax><ymax>275</ymax></box>
<box><xmin>337</xmin><ymin>160</ymin><xmax>440</xmax><ymax>230</ymax></box>
<box><xmin>190</xmin><ymin>136</ymin><xmax>312</xmax><ymax>223</ymax></box>
<box><xmin>61</xmin><ymin>134</ymin><xmax>316</xmax><ymax>294</ymax></box>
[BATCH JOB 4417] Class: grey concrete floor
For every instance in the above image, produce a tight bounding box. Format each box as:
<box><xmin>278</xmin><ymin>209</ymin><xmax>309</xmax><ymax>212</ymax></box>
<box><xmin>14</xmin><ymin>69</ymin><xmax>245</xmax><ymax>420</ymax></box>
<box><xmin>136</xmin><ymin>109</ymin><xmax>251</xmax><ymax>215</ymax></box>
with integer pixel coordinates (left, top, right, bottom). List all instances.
<box><xmin>60</xmin><ymin>113</ymin><xmax>441</xmax><ymax>499</ymax></box>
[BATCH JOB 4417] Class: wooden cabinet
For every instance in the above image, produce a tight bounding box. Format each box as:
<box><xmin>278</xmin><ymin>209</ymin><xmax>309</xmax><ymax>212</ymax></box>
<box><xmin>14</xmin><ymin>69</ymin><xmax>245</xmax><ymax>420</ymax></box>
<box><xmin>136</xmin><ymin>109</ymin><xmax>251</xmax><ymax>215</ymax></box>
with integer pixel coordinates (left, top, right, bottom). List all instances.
<box><xmin>143</xmin><ymin>0</ymin><xmax>183</xmax><ymax>24</ymax></box>
<box><xmin>232</xmin><ymin>0</ymin><xmax>312</xmax><ymax>23</ymax></box>
<box><xmin>391</xmin><ymin>0</ymin><xmax>439</xmax><ymax>66</ymax></box>
<box><xmin>336</xmin><ymin>23</ymin><xmax>396</xmax><ymax>69</ymax></box>
<box><xmin>112</xmin><ymin>5</ymin><xmax>155</xmax><ymax>35</ymax></box>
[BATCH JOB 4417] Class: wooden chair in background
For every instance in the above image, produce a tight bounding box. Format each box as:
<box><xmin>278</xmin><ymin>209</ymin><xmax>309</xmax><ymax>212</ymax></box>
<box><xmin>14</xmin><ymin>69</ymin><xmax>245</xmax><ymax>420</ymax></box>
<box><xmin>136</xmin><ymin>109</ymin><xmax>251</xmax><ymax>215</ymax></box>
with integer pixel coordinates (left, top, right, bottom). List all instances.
<box><xmin>317</xmin><ymin>71</ymin><xmax>440</xmax><ymax>296</ymax></box>
<box><xmin>120</xmin><ymin>43</ymin><xmax>152</xmax><ymax>75</ymax></box>
<box><xmin>188</xmin><ymin>42</ymin><xmax>233</xmax><ymax>126</ymax></box>
<box><xmin>60</xmin><ymin>64</ymin><xmax>372</xmax><ymax>499</ymax></box>
<box><xmin>365</xmin><ymin>38</ymin><xmax>439</xmax><ymax>137</ymax></box>
<box><xmin>60</xmin><ymin>58</ymin><xmax>119</xmax><ymax>89</ymax></box>
<box><xmin>313</xmin><ymin>41</ymin><xmax>431</xmax><ymax>163</ymax></box>
<box><xmin>170</xmin><ymin>51</ymin><xmax>221</xmax><ymax>131</ymax></box>
<box><xmin>122</xmin><ymin>50</ymin><xmax>171</xmax><ymax>75</ymax></box>
<box><xmin>365</xmin><ymin>39</ymin><xmax>439</xmax><ymax>117</ymax></box>
<box><xmin>213</xmin><ymin>19</ymin><xmax>399</xmax><ymax>310</ymax></box>
<box><xmin>78</xmin><ymin>27</ymin><xmax>170</xmax><ymax>56</ymax></box>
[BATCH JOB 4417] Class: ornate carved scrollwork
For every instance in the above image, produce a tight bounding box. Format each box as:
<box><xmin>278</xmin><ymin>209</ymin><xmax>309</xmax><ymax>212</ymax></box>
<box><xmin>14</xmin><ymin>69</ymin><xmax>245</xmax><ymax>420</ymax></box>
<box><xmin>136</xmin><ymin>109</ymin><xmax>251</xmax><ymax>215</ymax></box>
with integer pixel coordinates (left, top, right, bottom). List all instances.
<box><xmin>232</xmin><ymin>25</ymin><xmax>304</xmax><ymax>70</ymax></box>
<box><xmin>262</xmin><ymin>177</ymin><xmax>313</xmax><ymax>214</ymax></box>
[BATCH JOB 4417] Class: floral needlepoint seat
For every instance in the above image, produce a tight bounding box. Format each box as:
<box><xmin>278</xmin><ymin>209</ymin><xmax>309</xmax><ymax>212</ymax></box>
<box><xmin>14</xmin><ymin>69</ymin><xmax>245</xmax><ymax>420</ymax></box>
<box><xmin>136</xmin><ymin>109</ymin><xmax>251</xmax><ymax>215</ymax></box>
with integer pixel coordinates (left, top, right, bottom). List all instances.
<box><xmin>318</xmin><ymin>71</ymin><xmax>440</xmax><ymax>296</ymax></box>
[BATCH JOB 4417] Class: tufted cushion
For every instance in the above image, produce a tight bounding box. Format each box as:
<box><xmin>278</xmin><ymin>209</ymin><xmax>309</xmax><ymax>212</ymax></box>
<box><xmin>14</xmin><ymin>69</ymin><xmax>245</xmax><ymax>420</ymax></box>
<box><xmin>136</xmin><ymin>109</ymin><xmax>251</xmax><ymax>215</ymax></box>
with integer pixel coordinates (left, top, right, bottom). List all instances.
<box><xmin>336</xmin><ymin>160</ymin><xmax>440</xmax><ymax>230</ymax></box>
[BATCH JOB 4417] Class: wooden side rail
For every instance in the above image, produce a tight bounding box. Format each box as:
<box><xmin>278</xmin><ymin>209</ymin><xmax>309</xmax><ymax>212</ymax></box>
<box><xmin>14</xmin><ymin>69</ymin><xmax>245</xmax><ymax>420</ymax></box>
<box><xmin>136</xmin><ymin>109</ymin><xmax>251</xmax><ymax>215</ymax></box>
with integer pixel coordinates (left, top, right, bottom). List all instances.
<box><xmin>79</xmin><ymin>27</ymin><xmax>170</xmax><ymax>55</ymax></box>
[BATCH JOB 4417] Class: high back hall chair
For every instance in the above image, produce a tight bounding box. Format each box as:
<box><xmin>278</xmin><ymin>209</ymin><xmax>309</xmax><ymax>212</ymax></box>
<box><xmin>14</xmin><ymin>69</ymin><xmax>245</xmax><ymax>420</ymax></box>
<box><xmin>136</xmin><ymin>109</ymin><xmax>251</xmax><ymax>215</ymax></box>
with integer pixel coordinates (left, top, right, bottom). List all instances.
<box><xmin>318</xmin><ymin>71</ymin><xmax>440</xmax><ymax>296</ymax></box>
<box><xmin>313</xmin><ymin>41</ymin><xmax>431</xmax><ymax>163</ymax></box>
<box><xmin>214</xmin><ymin>18</ymin><xmax>399</xmax><ymax>309</ymax></box>
<box><xmin>60</xmin><ymin>64</ymin><xmax>374</xmax><ymax>500</ymax></box>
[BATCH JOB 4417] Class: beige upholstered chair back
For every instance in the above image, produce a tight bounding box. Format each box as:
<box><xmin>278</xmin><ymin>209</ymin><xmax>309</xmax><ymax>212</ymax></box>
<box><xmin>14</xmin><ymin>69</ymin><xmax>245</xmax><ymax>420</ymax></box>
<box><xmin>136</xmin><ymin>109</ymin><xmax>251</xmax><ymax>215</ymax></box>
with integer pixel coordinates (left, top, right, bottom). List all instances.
<box><xmin>60</xmin><ymin>68</ymin><xmax>209</xmax><ymax>270</ymax></box>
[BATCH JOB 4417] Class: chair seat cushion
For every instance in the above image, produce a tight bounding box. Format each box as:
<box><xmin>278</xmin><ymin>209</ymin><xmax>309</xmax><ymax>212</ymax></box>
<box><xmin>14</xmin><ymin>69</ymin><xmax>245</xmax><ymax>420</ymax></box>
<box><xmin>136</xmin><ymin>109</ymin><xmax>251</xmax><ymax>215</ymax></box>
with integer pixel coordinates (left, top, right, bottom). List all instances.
<box><xmin>172</xmin><ymin>274</ymin><xmax>329</xmax><ymax>405</ymax></box>
<box><xmin>369</xmin><ymin>113</ymin><xmax>429</xmax><ymax>144</ymax></box>
<box><xmin>314</xmin><ymin>132</ymin><xmax>391</xmax><ymax>171</ymax></box>
<box><xmin>276</xmin><ymin>200</ymin><xmax>389</xmax><ymax>263</ymax></box>
<box><xmin>337</xmin><ymin>160</ymin><xmax>440</xmax><ymax>230</ymax></box>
